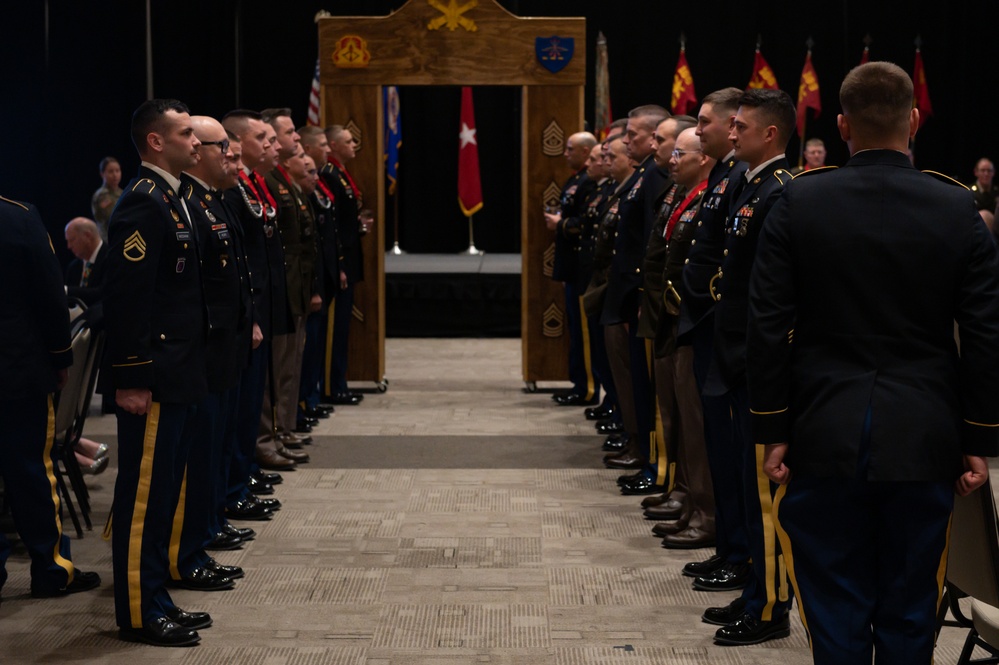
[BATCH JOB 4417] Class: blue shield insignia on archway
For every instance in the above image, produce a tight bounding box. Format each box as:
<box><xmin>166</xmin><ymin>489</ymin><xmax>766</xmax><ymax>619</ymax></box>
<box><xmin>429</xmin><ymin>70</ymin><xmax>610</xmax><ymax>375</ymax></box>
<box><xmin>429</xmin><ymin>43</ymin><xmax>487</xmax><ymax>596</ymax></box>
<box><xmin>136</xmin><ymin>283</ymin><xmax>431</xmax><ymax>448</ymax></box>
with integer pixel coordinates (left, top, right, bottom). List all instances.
<box><xmin>536</xmin><ymin>36</ymin><xmax>574</xmax><ymax>74</ymax></box>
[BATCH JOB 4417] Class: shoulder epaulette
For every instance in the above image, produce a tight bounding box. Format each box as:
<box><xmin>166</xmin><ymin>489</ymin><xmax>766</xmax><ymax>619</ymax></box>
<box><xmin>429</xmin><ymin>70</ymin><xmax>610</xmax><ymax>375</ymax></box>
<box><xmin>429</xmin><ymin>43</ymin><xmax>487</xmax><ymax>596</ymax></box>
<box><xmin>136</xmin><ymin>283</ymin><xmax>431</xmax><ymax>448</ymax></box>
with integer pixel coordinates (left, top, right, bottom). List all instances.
<box><xmin>791</xmin><ymin>165</ymin><xmax>838</xmax><ymax>180</ymax></box>
<box><xmin>773</xmin><ymin>169</ymin><xmax>790</xmax><ymax>185</ymax></box>
<box><xmin>184</xmin><ymin>183</ymin><xmax>194</xmax><ymax>200</ymax></box>
<box><xmin>922</xmin><ymin>170</ymin><xmax>970</xmax><ymax>190</ymax></box>
<box><xmin>0</xmin><ymin>195</ymin><xmax>29</xmax><ymax>211</ymax></box>
<box><xmin>131</xmin><ymin>178</ymin><xmax>157</xmax><ymax>194</ymax></box>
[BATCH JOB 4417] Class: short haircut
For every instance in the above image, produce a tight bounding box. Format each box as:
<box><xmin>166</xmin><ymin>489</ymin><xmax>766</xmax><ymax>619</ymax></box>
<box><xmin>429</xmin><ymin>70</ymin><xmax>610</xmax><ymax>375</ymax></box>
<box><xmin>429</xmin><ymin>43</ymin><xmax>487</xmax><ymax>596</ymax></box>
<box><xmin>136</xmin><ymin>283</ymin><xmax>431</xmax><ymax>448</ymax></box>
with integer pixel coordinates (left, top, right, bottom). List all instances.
<box><xmin>299</xmin><ymin>125</ymin><xmax>326</xmax><ymax>145</ymax></box>
<box><xmin>99</xmin><ymin>156</ymin><xmax>119</xmax><ymax>173</ymax></box>
<box><xmin>604</xmin><ymin>118</ymin><xmax>628</xmax><ymax>141</ymax></box>
<box><xmin>667</xmin><ymin>114</ymin><xmax>697</xmax><ymax>137</ymax></box>
<box><xmin>325</xmin><ymin>125</ymin><xmax>347</xmax><ymax>142</ymax></box>
<box><xmin>804</xmin><ymin>138</ymin><xmax>825</xmax><ymax>149</ymax></box>
<box><xmin>702</xmin><ymin>87</ymin><xmax>744</xmax><ymax>117</ymax></box>
<box><xmin>261</xmin><ymin>107</ymin><xmax>293</xmax><ymax>126</ymax></box>
<box><xmin>225</xmin><ymin>129</ymin><xmax>240</xmax><ymax>142</ymax></box>
<box><xmin>130</xmin><ymin>98</ymin><xmax>189</xmax><ymax>155</ymax></box>
<box><xmin>839</xmin><ymin>61</ymin><xmax>913</xmax><ymax>140</ymax></box>
<box><xmin>221</xmin><ymin>109</ymin><xmax>263</xmax><ymax>137</ymax></box>
<box><xmin>737</xmin><ymin>88</ymin><xmax>797</xmax><ymax>146</ymax></box>
<box><xmin>628</xmin><ymin>104</ymin><xmax>670</xmax><ymax>131</ymax></box>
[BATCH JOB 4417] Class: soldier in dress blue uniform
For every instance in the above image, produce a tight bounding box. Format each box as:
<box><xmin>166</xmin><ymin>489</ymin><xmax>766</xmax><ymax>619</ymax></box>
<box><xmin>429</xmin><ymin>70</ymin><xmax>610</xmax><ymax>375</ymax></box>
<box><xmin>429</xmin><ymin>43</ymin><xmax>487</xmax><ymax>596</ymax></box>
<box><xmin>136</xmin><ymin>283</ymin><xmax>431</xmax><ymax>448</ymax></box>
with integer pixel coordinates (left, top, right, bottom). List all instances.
<box><xmin>749</xmin><ymin>61</ymin><xmax>999</xmax><ymax>665</ymax></box>
<box><xmin>544</xmin><ymin>132</ymin><xmax>599</xmax><ymax>407</ymax></box>
<box><xmin>601</xmin><ymin>106</ymin><xmax>670</xmax><ymax>474</ymax></box>
<box><xmin>103</xmin><ymin>99</ymin><xmax>211</xmax><ymax>647</ymax></box>
<box><xmin>0</xmin><ymin>195</ymin><xmax>101</xmax><ymax>601</ymax></box>
<box><xmin>695</xmin><ymin>89</ymin><xmax>797</xmax><ymax>647</ymax></box>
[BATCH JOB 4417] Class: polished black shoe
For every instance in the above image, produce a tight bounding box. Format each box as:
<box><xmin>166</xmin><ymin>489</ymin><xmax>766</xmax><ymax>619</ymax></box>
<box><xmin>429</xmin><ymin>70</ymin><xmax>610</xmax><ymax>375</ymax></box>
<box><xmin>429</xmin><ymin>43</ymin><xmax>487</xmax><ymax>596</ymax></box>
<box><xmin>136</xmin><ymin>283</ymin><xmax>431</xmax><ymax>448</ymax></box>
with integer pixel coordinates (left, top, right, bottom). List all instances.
<box><xmin>702</xmin><ymin>597</ymin><xmax>747</xmax><ymax>626</ymax></box>
<box><xmin>166</xmin><ymin>606</ymin><xmax>213</xmax><ymax>630</ymax></box>
<box><xmin>302</xmin><ymin>406</ymin><xmax>330</xmax><ymax>419</ymax></box>
<box><xmin>31</xmin><ymin>570</ymin><xmax>101</xmax><ymax>598</ymax></box>
<box><xmin>293</xmin><ymin>422</ymin><xmax>313</xmax><ymax>434</ymax></box>
<box><xmin>247</xmin><ymin>475</ymin><xmax>274</xmax><ymax>495</ymax></box>
<box><xmin>620</xmin><ymin>475</ymin><xmax>665</xmax><ymax>496</ymax></box>
<box><xmin>596</xmin><ymin>421</ymin><xmax>625</xmax><ymax>435</ymax></box>
<box><xmin>328</xmin><ymin>392</ymin><xmax>362</xmax><ymax>405</ymax></box>
<box><xmin>174</xmin><ymin>567</ymin><xmax>235</xmax><ymax>591</ymax></box>
<box><xmin>253</xmin><ymin>470</ymin><xmax>283</xmax><ymax>485</ymax></box>
<box><xmin>204</xmin><ymin>531</ymin><xmax>244</xmax><ymax>551</ymax></box>
<box><xmin>119</xmin><ymin>616</ymin><xmax>200</xmax><ymax>647</ymax></box>
<box><xmin>551</xmin><ymin>390</ymin><xmax>572</xmax><ymax>402</ymax></box>
<box><xmin>249</xmin><ymin>494</ymin><xmax>281</xmax><ymax>511</ymax></box>
<box><xmin>226</xmin><ymin>498</ymin><xmax>275</xmax><ymax>521</ymax></box>
<box><xmin>603</xmin><ymin>452</ymin><xmax>644</xmax><ymax>470</ymax></box>
<box><xmin>554</xmin><ymin>393</ymin><xmax>598</xmax><ymax>406</ymax></box>
<box><xmin>221</xmin><ymin>521</ymin><xmax>256</xmax><ymax>541</ymax></box>
<box><xmin>617</xmin><ymin>471</ymin><xmax>644</xmax><ymax>486</ymax></box>
<box><xmin>601</xmin><ymin>434</ymin><xmax>628</xmax><ymax>452</ymax></box>
<box><xmin>682</xmin><ymin>554</ymin><xmax>726</xmax><ymax>578</ymax></box>
<box><xmin>206</xmin><ymin>557</ymin><xmax>244</xmax><ymax>580</ymax></box>
<box><xmin>714</xmin><ymin>612</ymin><xmax>790</xmax><ymax>646</ymax></box>
<box><xmin>585</xmin><ymin>405</ymin><xmax>615</xmax><ymax>421</ymax></box>
<box><xmin>693</xmin><ymin>562</ymin><xmax>751</xmax><ymax>591</ymax></box>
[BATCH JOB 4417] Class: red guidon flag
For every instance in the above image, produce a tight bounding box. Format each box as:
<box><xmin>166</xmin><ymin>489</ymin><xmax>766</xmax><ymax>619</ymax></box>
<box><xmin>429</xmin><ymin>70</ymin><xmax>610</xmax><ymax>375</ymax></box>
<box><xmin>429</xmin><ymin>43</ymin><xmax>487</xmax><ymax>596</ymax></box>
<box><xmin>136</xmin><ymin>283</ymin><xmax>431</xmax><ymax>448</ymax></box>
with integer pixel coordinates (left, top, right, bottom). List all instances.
<box><xmin>796</xmin><ymin>51</ymin><xmax>821</xmax><ymax>138</ymax></box>
<box><xmin>913</xmin><ymin>49</ymin><xmax>933</xmax><ymax>128</ymax></box>
<box><xmin>671</xmin><ymin>48</ymin><xmax>697</xmax><ymax>115</ymax></box>
<box><xmin>457</xmin><ymin>86</ymin><xmax>483</xmax><ymax>217</ymax></box>
<box><xmin>748</xmin><ymin>49</ymin><xmax>779</xmax><ymax>90</ymax></box>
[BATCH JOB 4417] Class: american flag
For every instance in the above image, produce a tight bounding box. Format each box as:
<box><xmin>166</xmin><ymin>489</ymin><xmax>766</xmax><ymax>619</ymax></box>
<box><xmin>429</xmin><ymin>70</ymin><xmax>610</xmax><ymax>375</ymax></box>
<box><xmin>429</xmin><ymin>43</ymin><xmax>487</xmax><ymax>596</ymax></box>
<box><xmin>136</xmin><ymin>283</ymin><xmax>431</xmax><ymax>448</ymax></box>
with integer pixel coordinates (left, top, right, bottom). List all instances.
<box><xmin>307</xmin><ymin>59</ymin><xmax>321</xmax><ymax>126</ymax></box>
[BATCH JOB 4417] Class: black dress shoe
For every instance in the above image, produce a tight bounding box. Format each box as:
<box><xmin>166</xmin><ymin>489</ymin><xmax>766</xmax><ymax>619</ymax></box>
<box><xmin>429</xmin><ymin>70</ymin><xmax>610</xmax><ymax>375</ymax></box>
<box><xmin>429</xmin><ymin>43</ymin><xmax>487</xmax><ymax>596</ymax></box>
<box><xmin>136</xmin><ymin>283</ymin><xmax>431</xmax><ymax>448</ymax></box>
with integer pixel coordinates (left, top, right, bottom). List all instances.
<box><xmin>602</xmin><ymin>434</ymin><xmax>628</xmax><ymax>452</ymax></box>
<box><xmin>554</xmin><ymin>393</ymin><xmax>598</xmax><ymax>406</ymax></box>
<box><xmin>551</xmin><ymin>390</ymin><xmax>572</xmax><ymax>402</ymax></box>
<box><xmin>204</xmin><ymin>531</ymin><xmax>244</xmax><ymax>551</ymax></box>
<box><xmin>620</xmin><ymin>475</ymin><xmax>665</xmax><ymax>496</ymax></box>
<box><xmin>714</xmin><ymin>612</ymin><xmax>790</xmax><ymax>645</ymax></box>
<box><xmin>226</xmin><ymin>498</ymin><xmax>275</xmax><ymax>521</ymax></box>
<box><xmin>617</xmin><ymin>471</ymin><xmax>644</xmax><ymax>486</ymax></box>
<box><xmin>249</xmin><ymin>494</ymin><xmax>281</xmax><ymax>511</ymax></box>
<box><xmin>253</xmin><ymin>470</ymin><xmax>283</xmax><ymax>485</ymax></box>
<box><xmin>293</xmin><ymin>422</ymin><xmax>313</xmax><ymax>434</ymax></box>
<box><xmin>662</xmin><ymin>527</ymin><xmax>716</xmax><ymax>550</ymax></box>
<box><xmin>329</xmin><ymin>392</ymin><xmax>362</xmax><ymax>405</ymax></box>
<box><xmin>603</xmin><ymin>452</ymin><xmax>644</xmax><ymax>470</ymax></box>
<box><xmin>166</xmin><ymin>606</ymin><xmax>213</xmax><ymax>630</ymax></box>
<box><xmin>221</xmin><ymin>521</ymin><xmax>256</xmax><ymax>541</ymax></box>
<box><xmin>31</xmin><ymin>570</ymin><xmax>101</xmax><ymax>598</ymax></box>
<box><xmin>247</xmin><ymin>475</ymin><xmax>274</xmax><ymax>495</ymax></box>
<box><xmin>302</xmin><ymin>406</ymin><xmax>331</xmax><ymax>419</ymax></box>
<box><xmin>119</xmin><ymin>616</ymin><xmax>200</xmax><ymax>647</ymax></box>
<box><xmin>206</xmin><ymin>557</ymin><xmax>244</xmax><ymax>580</ymax></box>
<box><xmin>651</xmin><ymin>519</ymin><xmax>687</xmax><ymax>537</ymax></box>
<box><xmin>585</xmin><ymin>405</ymin><xmax>615</xmax><ymax>421</ymax></box>
<box><xmin>693</xmin><ymin>562</ymin><xmax>751</xmax><ymax>591</ymax></box>
<box><xmin>702</xmin><ymin>597</ymin><xmax>747</xmax><ymax>626</ymax></box>
<box><xmin>682</xmin><ymin>554</ymin><xmax>726</xmax><ymax>578</ymax></box>
<box><xmin>596</xmin><ymin>421</ymin><xmax>625</xmax><ymax>435</ymax></box>
<box><xmin>174</xmin><ymin>566</ymin><xmax>235</xmax><ymax>591</ymax></box>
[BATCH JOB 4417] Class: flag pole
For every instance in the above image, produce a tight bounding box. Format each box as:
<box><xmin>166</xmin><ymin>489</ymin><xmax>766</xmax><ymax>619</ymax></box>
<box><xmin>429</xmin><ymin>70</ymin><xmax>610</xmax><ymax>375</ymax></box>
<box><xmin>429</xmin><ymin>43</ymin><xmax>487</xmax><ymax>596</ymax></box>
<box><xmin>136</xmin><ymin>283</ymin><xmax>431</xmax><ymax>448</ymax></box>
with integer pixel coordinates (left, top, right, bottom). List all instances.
<box><xmin>465</xmin><ymin>215</ymin><xmax>482</xmax><ymax>255</ymax></box>
<box><xmin>391</xmin><ymin>190</ymin><xmax>404</xmax><ymax>254</ymax></box>
<box><xmin>798</xmin><ymin>116</ymin><xmax>805</xmax><ymax>170</ymax></box>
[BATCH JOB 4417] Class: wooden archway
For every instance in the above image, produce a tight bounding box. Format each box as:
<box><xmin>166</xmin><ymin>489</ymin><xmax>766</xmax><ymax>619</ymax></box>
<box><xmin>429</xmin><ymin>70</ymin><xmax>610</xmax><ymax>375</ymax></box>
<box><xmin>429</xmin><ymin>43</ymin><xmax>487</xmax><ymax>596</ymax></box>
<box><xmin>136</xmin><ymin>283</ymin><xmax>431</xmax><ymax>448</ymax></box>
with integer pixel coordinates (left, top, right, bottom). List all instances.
<box><xmin>317</xmin><ymin>0</ymin><xmax>585</xmax><ymax>388</ymax></box>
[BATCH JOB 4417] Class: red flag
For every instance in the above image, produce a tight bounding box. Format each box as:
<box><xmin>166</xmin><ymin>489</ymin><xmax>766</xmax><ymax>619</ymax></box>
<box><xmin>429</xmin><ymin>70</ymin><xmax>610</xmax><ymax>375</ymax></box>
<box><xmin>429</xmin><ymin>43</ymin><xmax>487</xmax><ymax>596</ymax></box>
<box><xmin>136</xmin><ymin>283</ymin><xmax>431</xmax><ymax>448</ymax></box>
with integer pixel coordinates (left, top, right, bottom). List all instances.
<box><xmin>796</xmin><ymin>51</ymin><xmax>821</xmax><ymax>138</ymax></box>
<box><xmin>307</xmin><ymin>59</ymin><xmax>321</xmax><ymax>126</ymax></box>
<box><xmin>457</xmin><ymin>87</ymin><xmax>483</xmax><ymax>217</ymax></box>
<box><xmin>594</xmin><ymin>31</ymin><xmax>612</xmax><ymax>140</ymax></box>
<box><xmin>913</xmin><ymin>49</ymin><xmax>933</xmax><ymax>128</ymax></box>
<box><xmin>671</xmin><ymin>48</ymin><xmax>697</xmax><ymax>115</ymax></box>
<box><xmin>747</xmin><ymin>49</ymin><xmax>779</xmax><ymax>90</ymax></box>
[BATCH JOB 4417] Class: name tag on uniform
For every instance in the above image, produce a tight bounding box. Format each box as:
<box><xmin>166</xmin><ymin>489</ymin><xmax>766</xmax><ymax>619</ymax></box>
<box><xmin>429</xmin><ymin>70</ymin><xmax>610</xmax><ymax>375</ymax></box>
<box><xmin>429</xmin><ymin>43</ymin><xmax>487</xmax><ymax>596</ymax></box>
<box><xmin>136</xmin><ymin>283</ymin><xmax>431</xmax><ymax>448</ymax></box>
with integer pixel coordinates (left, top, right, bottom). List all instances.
<box><xmin>176</xmin><ymin>231</ymin><xmax>191</xmax><ymax>241</ymax></box>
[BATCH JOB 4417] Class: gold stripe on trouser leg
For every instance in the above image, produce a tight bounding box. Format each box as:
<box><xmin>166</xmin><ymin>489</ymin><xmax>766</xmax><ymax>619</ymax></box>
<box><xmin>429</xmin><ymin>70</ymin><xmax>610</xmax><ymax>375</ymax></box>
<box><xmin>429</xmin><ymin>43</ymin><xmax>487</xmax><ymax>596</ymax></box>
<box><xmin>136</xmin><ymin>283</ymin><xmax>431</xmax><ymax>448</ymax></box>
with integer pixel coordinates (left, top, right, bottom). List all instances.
<box><xmin>323</xmin><ymin>297</ymin><xmax>336</xmax><ymax>393</ymax></box>
<box><xmin>42</xmin><ymin>394</ymin><xmax>74</xmax><ymax>581</ymax></box>
<box><xmin>128</xmin><ymin>403</ymin><xmax>161</xmax><ymax>628</ymax></box>
<box><xmin>934</xmin><ymin>514</ymin><xmax>954</xmax><ymax>621</ymax></box>
<box><xmin>755</xmin><ymin>445</ymin><xmax>781</xmax><ymax>620</ymax></box>
<box><xmin>168</xmin><ymin>468</ymin><xmax>188</xmax><ymax>580</ymax></box>
<box><xmin>773</xmin><ymin>483</ymin><xmax>813</xmax><ymax>654</ymax></box>
<box><xmin>646</xmin><ymin>339</ymin><xmax>668</xmax><ymax>486</ymax></box>
<box><xmin>653</xmin><ymin>389</ymin><xmax>670</xmax><ymax>487</ymax></box>
<box><xmin>577</xmin><ymin>295</ymin><xmax>596</xmax><ymax>400</ymax></box>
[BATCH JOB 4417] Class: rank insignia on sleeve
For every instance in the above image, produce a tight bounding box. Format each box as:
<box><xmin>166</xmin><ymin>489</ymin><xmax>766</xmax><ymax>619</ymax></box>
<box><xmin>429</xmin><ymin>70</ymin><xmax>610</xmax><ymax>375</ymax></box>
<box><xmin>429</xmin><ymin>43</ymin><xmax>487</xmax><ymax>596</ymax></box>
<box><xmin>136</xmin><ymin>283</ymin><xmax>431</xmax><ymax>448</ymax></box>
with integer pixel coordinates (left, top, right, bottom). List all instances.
<box><xmin>123</xmin><ymin>230</ymin><xmax>147</xmax><ymax>262</ymax></box>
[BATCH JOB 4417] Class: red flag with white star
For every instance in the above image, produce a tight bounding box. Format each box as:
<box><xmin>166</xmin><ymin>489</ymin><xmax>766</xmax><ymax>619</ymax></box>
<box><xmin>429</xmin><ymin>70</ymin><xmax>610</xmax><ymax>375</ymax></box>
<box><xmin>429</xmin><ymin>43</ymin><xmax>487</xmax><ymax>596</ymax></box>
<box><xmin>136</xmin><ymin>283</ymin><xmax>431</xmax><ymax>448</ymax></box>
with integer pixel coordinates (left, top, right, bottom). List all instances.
<box><xmin>457</xmin><ymin>86</ymin><xmax>483</xmax><ymax>217</ymax></box>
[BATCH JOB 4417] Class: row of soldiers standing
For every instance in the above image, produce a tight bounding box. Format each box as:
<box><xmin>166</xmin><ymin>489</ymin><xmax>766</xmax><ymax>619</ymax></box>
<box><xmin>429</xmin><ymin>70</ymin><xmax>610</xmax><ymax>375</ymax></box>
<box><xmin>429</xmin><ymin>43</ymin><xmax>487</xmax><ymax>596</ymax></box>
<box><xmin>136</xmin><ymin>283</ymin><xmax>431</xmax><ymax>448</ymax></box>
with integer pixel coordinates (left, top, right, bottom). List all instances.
<box><xmin>546</xmin><ymin>88</ymin><xmax>800</xmax><ymax>646</ymax></box>
<box><xmin>99</xmin><ymin>99</ymin><xmax>368</xmax><ymax>646</ymax></box>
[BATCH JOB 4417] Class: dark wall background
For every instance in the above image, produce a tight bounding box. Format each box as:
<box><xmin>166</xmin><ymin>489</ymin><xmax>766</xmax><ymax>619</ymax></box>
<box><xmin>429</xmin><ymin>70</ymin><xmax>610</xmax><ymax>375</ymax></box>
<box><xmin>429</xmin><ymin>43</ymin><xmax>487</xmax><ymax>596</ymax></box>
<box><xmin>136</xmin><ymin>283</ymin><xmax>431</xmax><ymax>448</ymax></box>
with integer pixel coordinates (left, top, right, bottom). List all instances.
<box><xmin>2</xmin><ymin>1</ymin><xmax>997</xmax><ymax>265</ymax></box>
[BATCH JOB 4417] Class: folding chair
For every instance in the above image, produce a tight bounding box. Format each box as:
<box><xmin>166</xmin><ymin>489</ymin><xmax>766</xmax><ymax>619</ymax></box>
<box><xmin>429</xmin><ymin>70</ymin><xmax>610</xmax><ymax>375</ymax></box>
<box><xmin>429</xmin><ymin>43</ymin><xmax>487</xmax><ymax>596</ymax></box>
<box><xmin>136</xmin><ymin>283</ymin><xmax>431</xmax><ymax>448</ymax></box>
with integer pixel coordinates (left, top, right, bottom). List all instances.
<box><xmin>942</xmin><ymin>474</ymin><xmax>999</xmax><ymax>664</ymax></box>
